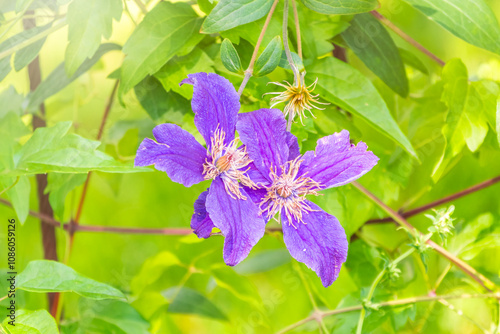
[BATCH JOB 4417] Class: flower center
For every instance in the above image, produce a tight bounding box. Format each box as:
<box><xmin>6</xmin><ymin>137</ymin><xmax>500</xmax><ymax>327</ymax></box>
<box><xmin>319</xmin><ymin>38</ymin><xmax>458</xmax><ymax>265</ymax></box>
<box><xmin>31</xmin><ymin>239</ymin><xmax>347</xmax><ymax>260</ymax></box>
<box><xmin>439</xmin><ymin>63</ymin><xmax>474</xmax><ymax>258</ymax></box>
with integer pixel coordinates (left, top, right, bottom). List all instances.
<box><xmin>260</xmin><ymin>157</ymin><xmax>322</xmax><ymax>226</ymax></box>
<box><xmin>215</xmin><ymin>154</ymin><xmax>231</xmax><ymax>172</ymax></box>
<box><xmin>203</xmin><ymin>128</ymin><xmax>257</xmax><ymax>200</ymax></box>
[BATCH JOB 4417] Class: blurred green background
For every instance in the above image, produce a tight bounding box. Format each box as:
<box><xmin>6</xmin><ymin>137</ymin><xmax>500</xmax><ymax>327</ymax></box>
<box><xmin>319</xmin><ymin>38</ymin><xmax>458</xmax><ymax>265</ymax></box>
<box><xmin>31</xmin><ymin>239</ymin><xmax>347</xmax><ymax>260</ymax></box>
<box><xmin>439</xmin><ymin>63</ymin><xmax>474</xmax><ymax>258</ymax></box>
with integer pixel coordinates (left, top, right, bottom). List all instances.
<box><xmin>1</xmin><ymin>0</ymin><xmax>500</xmax><ymax>333</ymax></box>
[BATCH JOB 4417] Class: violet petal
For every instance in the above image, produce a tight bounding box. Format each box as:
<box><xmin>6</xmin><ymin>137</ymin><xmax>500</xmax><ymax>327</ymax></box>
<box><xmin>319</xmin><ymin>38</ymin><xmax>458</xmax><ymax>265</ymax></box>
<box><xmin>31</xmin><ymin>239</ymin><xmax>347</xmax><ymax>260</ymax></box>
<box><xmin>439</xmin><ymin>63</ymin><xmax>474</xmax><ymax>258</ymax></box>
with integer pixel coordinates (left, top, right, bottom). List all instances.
<box><xmin>180</xmin><ymin>72</ymin><xmax>240</xmax><ymax>149</ymax></box>
<box><xmin>301</xmin><ymin>130</ymin><xmax>378</xmax><ymax>189</ymax></box>
<box><xmin>282</xmin><ymin>200</ymin><xmax>348</xmax><ymax>287</ymax></box>
<box><xmin>191</xmin><ymin>190</ymin><xmax>215</xmax><ymax>239</ymax></box>
<box><xmin>206</xmin><ymin>177</ymin><xmax>265</xmax><ymax>266</ymax></box>
<box><xmin>237</xmin><ymin>109</ymin><xmax>289</xmax><ymax>181</ymax></box>
<box><xmin>135</xmin><ymin>123</ymin><xmax>207</xmax><ymax>187</ymax></box>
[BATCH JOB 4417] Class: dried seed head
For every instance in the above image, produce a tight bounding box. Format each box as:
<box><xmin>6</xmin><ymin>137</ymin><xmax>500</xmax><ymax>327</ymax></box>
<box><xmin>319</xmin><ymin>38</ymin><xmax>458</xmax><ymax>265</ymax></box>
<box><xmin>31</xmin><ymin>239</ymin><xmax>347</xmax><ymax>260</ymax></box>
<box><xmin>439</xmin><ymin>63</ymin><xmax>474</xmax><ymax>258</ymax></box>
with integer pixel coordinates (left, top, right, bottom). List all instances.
<box><xmin>266</xmin><ymin>75</ymin><xmax>328</xmax><ymax>125</ymax></box>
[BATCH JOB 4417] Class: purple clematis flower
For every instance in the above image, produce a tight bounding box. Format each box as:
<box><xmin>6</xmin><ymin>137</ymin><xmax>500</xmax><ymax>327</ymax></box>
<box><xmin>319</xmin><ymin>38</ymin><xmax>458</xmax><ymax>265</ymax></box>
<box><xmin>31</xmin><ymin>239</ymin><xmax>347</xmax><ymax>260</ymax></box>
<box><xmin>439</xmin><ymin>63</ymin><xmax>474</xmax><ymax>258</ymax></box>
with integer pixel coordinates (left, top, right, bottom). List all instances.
<box><xmin>236</xmin><ymin>108</ymin><xmax>379</xmax><ymax>287</ymax></box>
<box><xmin>135</xmin><ymin>72</ymin><xmax>266</xmax><ymax>266</ymax></box>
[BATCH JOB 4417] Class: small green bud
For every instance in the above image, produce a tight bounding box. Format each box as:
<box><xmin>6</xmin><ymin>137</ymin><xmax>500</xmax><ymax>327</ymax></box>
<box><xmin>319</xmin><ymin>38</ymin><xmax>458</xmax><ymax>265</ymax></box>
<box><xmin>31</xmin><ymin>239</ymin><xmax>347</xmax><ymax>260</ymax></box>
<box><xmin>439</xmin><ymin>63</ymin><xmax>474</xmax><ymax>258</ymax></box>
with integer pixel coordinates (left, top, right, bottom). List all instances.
<box><xmin>426</xmin><ymin>205</ymin><xmax>455</xmax><ymax>243</ymax></box>
<box><xmin>220</xmin><ymin>39</ymin><xmax>242</xmax><ymax>73</ymax></box>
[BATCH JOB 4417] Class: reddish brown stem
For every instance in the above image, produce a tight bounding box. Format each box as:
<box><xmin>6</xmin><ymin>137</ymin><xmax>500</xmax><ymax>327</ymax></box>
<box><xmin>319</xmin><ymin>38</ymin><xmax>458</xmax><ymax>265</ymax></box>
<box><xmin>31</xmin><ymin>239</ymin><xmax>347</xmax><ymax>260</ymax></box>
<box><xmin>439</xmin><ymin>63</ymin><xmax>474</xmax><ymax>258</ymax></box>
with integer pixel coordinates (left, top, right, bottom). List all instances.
<box><xmin>71</xmin><ymin>80</ymin><xmax>119</xmax><ymax>236</ymax></box>
<box><xmin>365</xmin><ymin>175</ymin><xmax>500</xmax><ymax>224</ymax></box>
<box><xmin>23</xmin><ymin>13</ymin><xmax>59</xmax><ymax>314</ymax></box>
<box><xmin>74</xmin><ymin>224</ymin><xmax>193</xmax><ymax>235</ymax></box>
<box><xmin>370</xmin><ymin>10</ymin><xmax>445</xmax><ymax>67</ymax></box>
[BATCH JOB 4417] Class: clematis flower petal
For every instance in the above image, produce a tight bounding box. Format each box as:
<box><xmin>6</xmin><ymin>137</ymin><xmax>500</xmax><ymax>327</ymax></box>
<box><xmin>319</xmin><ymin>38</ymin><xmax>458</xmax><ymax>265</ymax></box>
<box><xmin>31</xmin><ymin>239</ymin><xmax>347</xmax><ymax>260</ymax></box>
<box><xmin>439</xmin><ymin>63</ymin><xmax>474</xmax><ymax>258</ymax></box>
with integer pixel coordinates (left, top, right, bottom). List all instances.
<box><xmin>237</xmin><ymin>109</ymin><xmax>289</xmax><ymax>180</ymax></box>
<box><xmin>191</xmin><ymin>190</ymin><xmax>215</xmax><ymax>239</ymax></box>
<box><xmin>180</xmin><ymin>72</ymin><xmax>240</xmax><ymax>149</ymax></box>
<box><xmin>206</xmin><ymin>177</ymin><xmax>265</xmax><ymax>266</ymax></box>
<box><xmin>135</xmin><ymin>124</ymin><xmax>208</xmax><ymax>187</ymax></box>
<box><xmin>282</xmin><ymin>200</ymin><xmax>348</xmax><ymax>287</ymax></box>
<box><xmin>301</xmin><ymin>130</ymin><xmax>378</xmax><ymax>189</ymax></box>
<box><xmin>286</xmin><ymin>132</ymin><xmax>300</xmax><ymax>160</ymax></box>
<box><xmin>242</xmin><ymin>186</ymin><xmax>268</xmax><ymax>207</ymax></box>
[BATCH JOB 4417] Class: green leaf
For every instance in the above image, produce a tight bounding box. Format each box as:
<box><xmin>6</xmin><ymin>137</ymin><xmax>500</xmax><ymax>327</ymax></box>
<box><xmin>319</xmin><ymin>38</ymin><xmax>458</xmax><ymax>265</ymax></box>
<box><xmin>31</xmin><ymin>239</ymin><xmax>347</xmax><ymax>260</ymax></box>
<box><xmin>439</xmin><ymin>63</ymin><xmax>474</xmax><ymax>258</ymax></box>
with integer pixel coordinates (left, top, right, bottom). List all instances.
<box><xmin>342</xmin><ymin>13</ymin><xmax>409</xmax><ymax>97</ymax></box>
<box><xmin>210</xmin><ymin>265</ymin><xmax>261</xmax><ymax>306</ymax></box>
<box><xmin>120</xmin><ymin>2</ymin><xmax>203</xmax><ymax>95</ymax></box>
<box><xmin>27</xmin><ymin>43</ymin><xmax>121</xmax><ymax>112</ymax></box>
<box><xmin>15</xmin><ymin>0</ymin><xmax>32</xmax><ymax>13</ymax></box>
<box><xmin>219</xmin><ymin>14</ymin><xmax>281</xmax><ymax>48</ymax></box>
<box><xmin>301</xmin><ymin>0</ymin><xmax>379</xmax><ymax>15</ymax></box>
<box><xmin>0</xmin><ymin>176</ymin><xmax>30</xmax><ymax>224</ymax></box>
<box><xmin>65</xmin><ymin>0</ymin><xmax>122</xmax><ymax>76</ymax></box>
<box><xmin>68</xmin><ymin>299</ymin><xmax>150</xmax><ymax>334</ymax></box>
<box><xmin>234</xmin><ymin>249</ymin><xmax>291</xmax><ymax>274</ymax></box>
<box><xmin>1</xmin><ymin>309</ymin><xmax>58</xmax><ymax>334</ymax></box>
<box><xmin>475</xmin><ymin>80</ymin><xmax>500</xmax><ymax>143</ymax></box>
<box><xmin>131</xmin><ymin>251</ymin><xmax>180</xmax><ymax>295</ymax></box>
<box><xmin>0</xmin><ymin>23</ymin><xmax>52</xmax><ymax>72</ymax></box>
<box><xmin>432</xmin><ymin>59</ymin><xmax>490</xmax><ymax>180</ymax></box>
<box><xmin>460</xmin><ymin>82</ymin><xmax>493</xmax><ymax>152</ymax></box>
<box><xmin>278</xmin><ymin>50</ymin><xmax>304</xmax><ymax>72</ymax></box>
<box><xmin>198</xmin><ymin>0</ymin><xmax>216</xmax><ymax>15</ymax></box>
<box><xmin>398</xmin><ymin>48</ymin><xmax>428</xmax><ymax>75</ymax></box>
<box><xmin>0</xmin><ymin>54</ymin><xmax>11</xmax><ymax>81</ymax></box>
<box><xmin>404</xmin><ymin>0</ymin><xmax>500</xmax><ymax>55</ymax></box>
<box><xmin>134</xmin><ymin>76</ymin><xmax>190</xmax><ymax>120</ymax></box>
<box><xmin>308</xmin><ymin>57</ymin><xmax>418</xmax><ymax>158</ymax></box>
<box><xmin>254</xmin><ymin>35</ymin><xmax>281</xmax><ymax>77</ymax></box>
<box><xmin>497</xmin><ymin>97</ymin><xmax>500</xmax><ymax>146</ymax></box>
<box><xmin>166</xmin><ymin>287</ymin><xmax>228</xmax><ymax>321</ymax></box>
<box><xmin>0</xmin><ymin>86</ymin><xmax>23</xmax><ymax>118</ymax></box>
<box><xmin>460</xmin><ymin>233</ymin><xmax>500</xmax><ymax>261</ymax></box>
<box><xmin>0</xmin><ymin>113</ymin><xmax>30</xmax><ymax>224</ymax></box>
<box><xmin>154</xmin><ymin>48</ymin><xmax>214</xmax><ymax>99</ymax></box>
<box><xmin>1</xmin><ymin>121</ymin><xmax>144</xmax><ymax>176</ymax></box>
<box><xmin>13</xmin><ymin>38</ymin><xmax>44</xmax><ymax>72</ymax></box>
<box><xmin>201</xmin><ymin>0</ymin><xmax>274</xmax><ymax>34</ymax></box>
<box><xmin>0</xmin><ymin>112</ymin><xmax>29</xmax><ymax>173</ymax></box>
<box><xmin>46</xmin><ymin>173</ymin><xmax>87</xmax><ymax>220</ymax></box>
<box><xmin>16</xmin><ymin>260</ymin><xmax>125</xmax><ymax>299</ymax></box>
<box><xmin>11</xmin><ymin>25</ymin><xmax>52</xmax><ymax>72</ymax></box>
<box><xmin>220</xmin><ymin>38</ymin><xmax>242</xmax><ymax>73</ymax></box>
<box><xmin>449</xmin><ymin>213</ymin><xmax>493</xmax><ymax>255</ymax></box>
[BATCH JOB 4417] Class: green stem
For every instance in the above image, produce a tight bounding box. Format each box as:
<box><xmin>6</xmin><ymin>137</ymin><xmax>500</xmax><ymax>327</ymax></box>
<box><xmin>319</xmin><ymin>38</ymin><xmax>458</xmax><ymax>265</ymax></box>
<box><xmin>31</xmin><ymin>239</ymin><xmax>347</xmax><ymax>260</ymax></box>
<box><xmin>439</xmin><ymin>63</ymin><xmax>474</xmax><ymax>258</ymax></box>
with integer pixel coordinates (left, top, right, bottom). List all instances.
<box><xmin>277</xmin><ymin>292</ymin><xmax>500</xmax><ymax>334</ymax></box>
<box><xmin>0</xmin><ymin>19</ymin><xmax>67</xmax><ymax>61</ymax></box>
<box><xmin>433</xmin><ymin>263</ymin><xmax>452</xmax><ymax>291</ymax></box>
<box><xmin>237</xmin><ymin>0</ymin><xmax>279</xmax><ymax>96</ymax></box>
<box><xmin>352</xmin><ymin>182</ymin><xmax>496</xmax><ymax>292</ymax></box>
<box><xmin>356</xmin><ymin>247</ymin><xmax>415</xmax><ymax>334</ymax></box>
<box><xmin>290</xmin><ymin>0</ymin><xmax>302</xmax><ymax>59</ymax></box>
<box><xmin>282</xmin><ymin>0</ymin><xmax>299</xmax><ymax>83</ymax></box>
<box><xmin>356</xmin><ymin>269</ymin><xmax>385</xmax><ymax>334</ymax></box>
